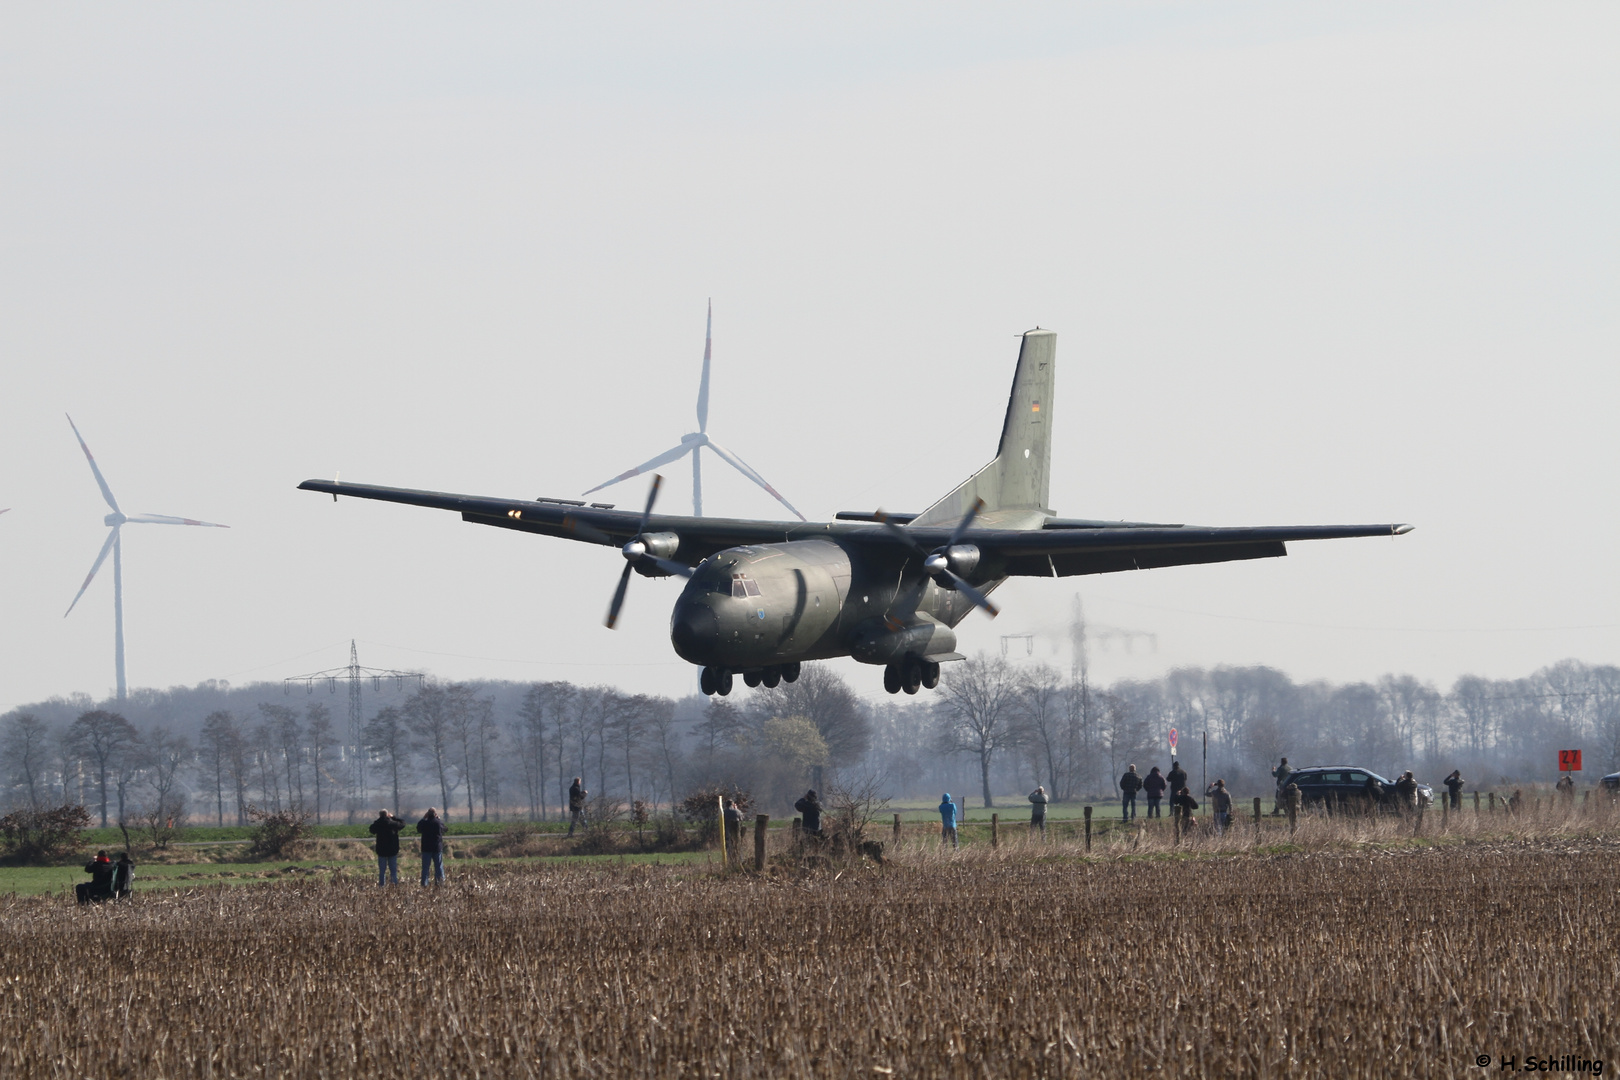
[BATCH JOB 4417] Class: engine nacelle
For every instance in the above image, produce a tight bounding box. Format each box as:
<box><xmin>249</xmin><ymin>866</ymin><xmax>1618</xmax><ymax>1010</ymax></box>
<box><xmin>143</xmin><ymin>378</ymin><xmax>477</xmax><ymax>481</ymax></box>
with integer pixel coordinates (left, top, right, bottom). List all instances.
<box><xmin>629</xmin><ymin>531</ymin><xmax>682</xmax><ymax>576</ymax></box>
<box><xmin>849</xmin><ymin>618</ymin><xmax>957</xmax><ymax>665</ymax></box>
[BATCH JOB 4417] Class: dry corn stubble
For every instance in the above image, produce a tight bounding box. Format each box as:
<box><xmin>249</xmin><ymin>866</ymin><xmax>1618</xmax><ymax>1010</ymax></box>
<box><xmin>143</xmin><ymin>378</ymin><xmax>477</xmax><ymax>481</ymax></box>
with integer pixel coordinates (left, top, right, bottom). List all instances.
<box><xmin>1</xmin><ymin>844</ymin><xmax>1615</xmax><ymax>1078</ymax></box>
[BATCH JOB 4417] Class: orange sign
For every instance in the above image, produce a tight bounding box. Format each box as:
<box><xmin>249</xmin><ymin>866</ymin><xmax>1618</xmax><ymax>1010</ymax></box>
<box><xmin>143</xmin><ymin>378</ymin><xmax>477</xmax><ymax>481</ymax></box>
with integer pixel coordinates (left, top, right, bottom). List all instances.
<box><xmin>1559</xmin><ymin>749</ymin><xmax>1582</xmax><ymax>772</ymax></box>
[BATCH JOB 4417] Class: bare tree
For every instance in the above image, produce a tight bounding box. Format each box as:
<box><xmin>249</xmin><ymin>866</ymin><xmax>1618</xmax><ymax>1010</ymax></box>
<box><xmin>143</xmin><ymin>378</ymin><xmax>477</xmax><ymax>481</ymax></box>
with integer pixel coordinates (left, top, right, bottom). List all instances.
<box><xmin>640</xmin><ymin>695</ymin><xmax>684</xmax><ymax>810</ymax></box>
<box><xmin>363</xmin><ymin>705</ymin><xmax>412</xmax><ymax>816</ymax></box>
<box><xmin>197</xmin><ymin>711</ymin><xmax>239</xmax><ymax>825</ymax></box>
<box><xmin>749</xmin><ymin>663</ymin><xmax>870</xmax><ymax>766</ymax></box>
<box><xmin>406</xmin><ymin>684</ymin><xmax>463</xmax><ymax>821</ymax></box>
<box><xmin>69</xmin><ymin>710</ymin><xmax>140</xmax><ymax>827</ymax></box>
<box><xmin>304</xmin><ymin>703</ymin><xmax>336</xmax><ymax>824</ymax></box>
<box><xmin>936</xmin><ymin>654</ymin><xmax>1023</xmax><ymax>807</ymax></box>
<box><xmin>1015</xmin><ymin>664</ymin><xmax>1068</xmax><ymax>799</ymax></box>
<box><xmin>514</xmin><ymin>682</ymin><xmax>572</xmax><ymax>820</ymax></box>
<box><xmin>259</xmin><ymin>703</ymin><xmax>305</xmax><ymax>811</ymax></box>
<box><xmin>2</xmin><ymin>713</ymin><xmax>53</xmax><ymax>810</ymax></box>
<box><xmin>461</xmin><ymin>694</ymin><xmax>501</xmax><ymax>822</ymax></box>
<box><xmin>138</xmin><ymin>726</ymin><xmax>190</xmax><ymax>844</ymax></box>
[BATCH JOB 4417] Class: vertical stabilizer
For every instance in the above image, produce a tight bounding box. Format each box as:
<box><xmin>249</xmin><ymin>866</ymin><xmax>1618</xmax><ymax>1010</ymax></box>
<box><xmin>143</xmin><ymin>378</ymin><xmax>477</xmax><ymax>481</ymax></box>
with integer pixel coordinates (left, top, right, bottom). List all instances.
<box><xmin>911</xmin><ymin>329</ymin><xmax>1056</xmax><ymax>530</ymax></box>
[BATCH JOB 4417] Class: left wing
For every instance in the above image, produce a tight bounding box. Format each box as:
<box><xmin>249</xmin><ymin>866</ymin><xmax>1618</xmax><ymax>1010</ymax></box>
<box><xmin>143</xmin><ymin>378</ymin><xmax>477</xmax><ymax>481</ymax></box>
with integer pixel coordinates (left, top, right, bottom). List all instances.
<box><xmin>298</xmin><ymin>480</ymin><xmax>819</xmax><ymax>564</ymax></box>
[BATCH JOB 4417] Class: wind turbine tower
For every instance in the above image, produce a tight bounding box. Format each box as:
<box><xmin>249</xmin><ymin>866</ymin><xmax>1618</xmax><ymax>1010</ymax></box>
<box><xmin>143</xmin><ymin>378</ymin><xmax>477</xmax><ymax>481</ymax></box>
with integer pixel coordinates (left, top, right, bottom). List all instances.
<box><xmin>63</xmin><ymin>416</ymin><xmax>229</xmax><ymax>701</ymax></box>
<box><xmin>583</xmin><ymin>302</ymin><xmax>805</xmax><ymax>520</ymax></box>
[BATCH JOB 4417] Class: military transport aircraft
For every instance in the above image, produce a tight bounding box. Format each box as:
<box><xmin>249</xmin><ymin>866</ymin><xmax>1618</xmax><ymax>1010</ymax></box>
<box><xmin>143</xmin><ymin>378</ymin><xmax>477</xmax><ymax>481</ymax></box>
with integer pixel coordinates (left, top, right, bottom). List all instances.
<box><xmin>300</xmin><ymin>329</ymin><xmax>1410</xmax><ymax>697</ymax></box>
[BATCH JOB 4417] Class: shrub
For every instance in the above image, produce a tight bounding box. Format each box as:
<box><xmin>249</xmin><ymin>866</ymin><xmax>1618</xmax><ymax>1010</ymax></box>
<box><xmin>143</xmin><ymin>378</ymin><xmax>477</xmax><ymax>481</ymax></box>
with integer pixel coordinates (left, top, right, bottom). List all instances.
<box><xmin>678</xmin><ymin>784</ymin><xmax>752</xmax><ymax>845</ymax></box>
<box><xmin>0</xmin><ymin>804</ymin><xmax>93</xmax><ymax>865</ymax></box>
<box><xmin>245</xmin><ymin>805</ymin><xmax>311</xmax><ymax>860</ymax></box>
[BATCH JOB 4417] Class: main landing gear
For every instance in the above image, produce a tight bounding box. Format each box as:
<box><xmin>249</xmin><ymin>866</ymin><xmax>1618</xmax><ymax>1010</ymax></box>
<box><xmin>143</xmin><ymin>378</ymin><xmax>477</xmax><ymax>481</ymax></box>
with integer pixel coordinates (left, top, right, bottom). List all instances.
<box><xmin>700</xmin><ymin>662</ymin><xmax>801</xmax><ymax>696</ymax></box>
<box><xmin>883</xmin><ymin>656</ymin><xmax>941</xmax><ymax>695</ymax></box>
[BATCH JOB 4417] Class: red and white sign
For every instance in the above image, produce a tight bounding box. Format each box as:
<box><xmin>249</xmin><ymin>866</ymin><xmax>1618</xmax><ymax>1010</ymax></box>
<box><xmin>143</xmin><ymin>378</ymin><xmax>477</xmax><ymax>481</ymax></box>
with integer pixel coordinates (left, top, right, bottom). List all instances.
<box><xmin>1168</xmin><ymin>728</ymin><xmax>1178</xmax><ymax>751</ymax></box>
<box><xmin>1559</xmin><ymin>749</ymin><xmax>1582</xmax><ymax>772</ymax></box>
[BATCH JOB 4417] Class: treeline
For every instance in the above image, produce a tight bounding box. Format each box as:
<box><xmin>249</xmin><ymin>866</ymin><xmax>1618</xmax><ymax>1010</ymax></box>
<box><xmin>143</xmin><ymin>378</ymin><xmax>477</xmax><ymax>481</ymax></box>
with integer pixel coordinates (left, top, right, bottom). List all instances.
<box><xmin>2</xmin><ymin>657</ymin><xmax>1615</xmax><ymax>822</ymax></box>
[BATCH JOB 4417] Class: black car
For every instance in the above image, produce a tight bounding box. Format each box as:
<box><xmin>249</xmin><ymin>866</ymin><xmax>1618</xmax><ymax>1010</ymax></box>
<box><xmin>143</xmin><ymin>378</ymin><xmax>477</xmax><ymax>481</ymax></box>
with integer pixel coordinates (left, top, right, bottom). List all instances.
<box><xmin>1602</xmin><ymin>771</ymin><xmax>1619</xmax><ymax>795</ymax></box>
<box><xmin>1286</xmin><ymin>766</ymin><xmax>1433</xmax><ymax>811</ymax></box>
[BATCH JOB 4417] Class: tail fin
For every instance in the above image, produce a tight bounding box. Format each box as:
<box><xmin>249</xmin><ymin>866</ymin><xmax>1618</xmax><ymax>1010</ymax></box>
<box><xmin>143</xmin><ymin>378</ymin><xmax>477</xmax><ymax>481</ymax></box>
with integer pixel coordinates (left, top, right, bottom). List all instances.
<box><xmin>912</xmin><ymin>328</ymin><xmax>1055</xmax><ymax>530</ymax></box>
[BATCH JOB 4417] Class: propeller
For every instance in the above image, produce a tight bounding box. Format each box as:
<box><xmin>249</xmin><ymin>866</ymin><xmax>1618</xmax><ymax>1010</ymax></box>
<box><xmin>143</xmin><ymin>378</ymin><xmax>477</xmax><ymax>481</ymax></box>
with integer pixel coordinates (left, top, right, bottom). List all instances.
<box><xmin>875</xmin><ymin>498</ymin><xmax>999</xmax><ymax>617</ymax></box>
<box><xmin>605</xmin><ymin>474</ymin><xmax>694</xmax><ymax>629</ymax></box>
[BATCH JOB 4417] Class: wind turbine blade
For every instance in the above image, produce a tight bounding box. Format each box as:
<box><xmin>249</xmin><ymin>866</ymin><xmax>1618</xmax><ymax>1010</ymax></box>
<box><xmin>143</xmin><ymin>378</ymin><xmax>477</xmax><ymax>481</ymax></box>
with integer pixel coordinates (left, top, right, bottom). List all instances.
<box><xmin>696</xmin><ymin>299</ymin><xmax>712</xmax><ymax>435</ymax></box>
<box><xmin>65</xmin><ymin>528</ymin><xmax>118</xmax><ymax>617</ymax></box>
<box><xmin>703</xmin><ymin>439</ymin><xmax>807</xmax><ymax>521</ymax></box>
<box><xmin>581</xmin><ymin>442</ymin><xmax>693</xmax><ymax>497</ymax></box>
<box><xmin>125</xmin><ymin>514</ymin><xmax>230</xmax><ymax>528</ymax></box>
<box><xmin>65</xmin><ymin>415</ymin><xmax>121</xmax><ymax>514</ymax></box>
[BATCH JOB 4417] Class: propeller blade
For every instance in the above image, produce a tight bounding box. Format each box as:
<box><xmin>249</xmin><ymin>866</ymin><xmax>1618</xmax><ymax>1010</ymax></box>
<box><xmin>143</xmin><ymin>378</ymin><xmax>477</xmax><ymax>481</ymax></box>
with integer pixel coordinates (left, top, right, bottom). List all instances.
<box><xmin>947</xmin><ymin>497</ymin><xmax>986</xmax><ymax>548</ymax></box>
<box><xmin>704</xmin><ymin>438</ymin><xmax>807</xmax><ymax>521</ymax></box>
<box><xmin>65</xmin><ymin>527</ymin><xmax>118</xmax><ymax>617</ymax></box>
<box><xmin>581</xmin><ymin>442</ymin><xmax>692</xmax><ymax>497</ymax></box>
<box><xmin>65</xmin><ymin>415</ymin><xmax>121</xmax><ymax>514</ymax></box>
<box><xmin>605</xmin><ymin>562</ymin><xmax>635</xmax><ymax>629</ymax></box>
<box><xmin>874</xmin><ymin>510</ymin><xmax>927</xmax><ymax>555</ymax></box>
<box><xmin>637</xmin><ymin>473</ymin><xmax>663</xmax><ymax>533</ymax></box>
<box><xmin>125</xmin><ymin>513</ymin><xmax>230</xmax><ymax>528</ymax></box>
<box><xmin>944</xmin><ymin>569</ymin><xmax>1000</xmax><ymax>618</ymax></box>
<box><xmin>696</xmin><ymin>299</ymin><xmax>712</xmax><ymax>435</ymax></box>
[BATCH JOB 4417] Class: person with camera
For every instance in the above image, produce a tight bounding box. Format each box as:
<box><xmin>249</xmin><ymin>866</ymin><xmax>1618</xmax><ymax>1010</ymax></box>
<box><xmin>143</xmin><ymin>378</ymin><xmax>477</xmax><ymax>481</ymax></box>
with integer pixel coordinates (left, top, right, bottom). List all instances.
<box><xmin>417</xmin><ymin>807</ymin><xmax>448</xmax><ymax>886</ymax></box>
<box><xmin>568</xmin><ymin>778</ymin><xmax>589</xmax><ymax>837</ymax></box>
<box><xmin>370</xmin><ymin>809</ymin><xmax>406</xmax><ymax>886</ymax></box>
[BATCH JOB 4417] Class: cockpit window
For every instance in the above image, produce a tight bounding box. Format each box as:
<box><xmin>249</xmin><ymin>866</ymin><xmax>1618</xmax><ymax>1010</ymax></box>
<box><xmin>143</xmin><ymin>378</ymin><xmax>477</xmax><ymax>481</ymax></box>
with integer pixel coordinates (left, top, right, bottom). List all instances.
<box><xmin>731</xmin><ymin>574</ymin><xmax>761</xmax><ymax>598</ymax></box>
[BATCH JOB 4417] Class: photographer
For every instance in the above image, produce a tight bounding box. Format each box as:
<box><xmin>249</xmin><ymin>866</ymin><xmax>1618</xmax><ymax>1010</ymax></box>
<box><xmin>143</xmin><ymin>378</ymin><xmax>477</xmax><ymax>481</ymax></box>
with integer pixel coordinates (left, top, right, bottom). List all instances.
<box><xmin>370</xmin><ymin>809</ymin><xmax>406</xmax><ymax>886</ymax></box>
<box><xmin>417</xmin><ymin>807</ymin><xmax>447</xmax><ymax>886</ymax></box>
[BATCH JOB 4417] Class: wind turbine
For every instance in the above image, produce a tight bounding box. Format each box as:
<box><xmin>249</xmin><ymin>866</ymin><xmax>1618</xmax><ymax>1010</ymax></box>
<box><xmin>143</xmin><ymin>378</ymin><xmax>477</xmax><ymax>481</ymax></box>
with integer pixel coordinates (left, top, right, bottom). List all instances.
<box><xmin>63</xmin><ymin>415</ymin><xmax>229</xmax><ymax>702</ymax></box>
<box><xmin>582</xmin><ymin>302</ymin><xmax>805</xmax><ymax>520</ymax></box>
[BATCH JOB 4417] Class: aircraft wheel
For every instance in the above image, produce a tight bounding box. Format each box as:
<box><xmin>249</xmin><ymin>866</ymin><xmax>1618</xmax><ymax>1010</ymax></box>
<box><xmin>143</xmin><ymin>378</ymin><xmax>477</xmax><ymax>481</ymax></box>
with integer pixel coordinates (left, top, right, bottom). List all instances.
<box><xmin>762</xmin><ymin>667</ymin><xmax>782</xmax><ymax>689</ymax></box>
<box><xmin>699</xmin><ymin>666</ymin><xmax>717</xmax><ymax>696</ymax></box>
<box><xmin>716</xmin><ymin>670</ymin><xmax>734</xmax><ymax>696</ymax></box>
<box><xmin>902</xmin><ymin>657</ymin><xmax>923</xmax><ymax>695</ymax></box>
<box><xmin>883</xmin><ymin>664</ymin><xmax>902</xmax><ymax>694</ymax></box>
<box><xmin>782</xmin><ymin>661</ymin><xmax>801</xmax><ymax>683</ymax></box>
<box><xmin>743</xmin><ymin>670</ymin><xmax>762</xmax><ymax>688</ymax></box>
<box><xmin>922</xmin><ymin>661</ymin><xmax>941</xmax><ymax>690</ymax></box>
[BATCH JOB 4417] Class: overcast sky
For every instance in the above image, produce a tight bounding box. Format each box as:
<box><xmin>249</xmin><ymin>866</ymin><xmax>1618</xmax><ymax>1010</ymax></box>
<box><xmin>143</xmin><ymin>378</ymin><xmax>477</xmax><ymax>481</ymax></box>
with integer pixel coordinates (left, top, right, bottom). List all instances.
<box><xmin>2</xmin><ymin>3</ymin><xmax>1616</xmax><ymax>710</ymax></box>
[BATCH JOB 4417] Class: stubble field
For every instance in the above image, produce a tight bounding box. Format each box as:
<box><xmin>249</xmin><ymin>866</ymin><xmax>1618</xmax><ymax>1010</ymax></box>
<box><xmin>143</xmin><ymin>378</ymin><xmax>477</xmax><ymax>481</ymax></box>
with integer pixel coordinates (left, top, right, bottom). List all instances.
<box><xmin>1</xmin><ymin>839</ymin><xmax>1614</xmax><ymax>1079</ymax></box>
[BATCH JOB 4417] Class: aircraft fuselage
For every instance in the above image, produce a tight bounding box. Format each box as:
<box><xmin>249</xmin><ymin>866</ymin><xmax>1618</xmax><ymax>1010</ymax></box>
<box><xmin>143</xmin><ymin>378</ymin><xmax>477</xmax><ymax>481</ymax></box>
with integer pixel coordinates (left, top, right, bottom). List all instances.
<box><xmin>668</xmin><ymin>538</ymin><xmax>980</xmax><ymax>675</ymax></box>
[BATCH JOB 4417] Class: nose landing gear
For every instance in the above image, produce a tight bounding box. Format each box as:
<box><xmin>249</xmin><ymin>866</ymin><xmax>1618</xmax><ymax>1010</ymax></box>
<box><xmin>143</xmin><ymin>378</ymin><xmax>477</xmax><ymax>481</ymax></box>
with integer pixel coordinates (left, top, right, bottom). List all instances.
<box><xmin>883</xmin><ymin>657</ymin><xmax>941</xmax><ymax>695</ymax></box>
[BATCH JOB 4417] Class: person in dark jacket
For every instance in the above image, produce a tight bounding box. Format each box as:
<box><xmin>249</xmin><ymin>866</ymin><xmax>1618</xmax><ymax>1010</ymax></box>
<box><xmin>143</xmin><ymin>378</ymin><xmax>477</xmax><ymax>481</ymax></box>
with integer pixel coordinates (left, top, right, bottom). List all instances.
<box><xmin>1174</xmin><ymin>787</ymin><xmax>1199</xmax><ymax>829</ymax></box>
<box><xmin>370</xmin><ymin>809</ymin><xmax>406</xmax><ymax>886</ymax></box>
<box><xmin>417</xmin><ymin>807</ymin><xmax>447</xmax><ymax>886</ymax></box>
<box><xmin>1143</xmin><ymin>767</ymin><xmax>1167</xmax><ymax>818</ymax></box>
<box><xmin>567</xmin><ymin>778</ymin><xmax>588</xmax><ymax>837</ymax></box>
<box><xmin>1207</xmin><ymin>779</ymin><xmax>1232</xmax><ymax>833</ymax></box>
<box><xmin>794</xmin><ymin>790</ymin><xmax>823</xmax><ymax>835</ymax></box>
<box><xmin>1028</xmin><ymin>786</ymin><xmax>1049</xmax><ymax>837</ymax></box>
<box><xmin>1119</xmin><ymin>765</ymin><xmax>1143</xmax><ymax>820</ymax></box>
<box><xmin>723</xmin><ymin>799</ymin><xmax>743</xmax><ymax>863</ymax></box>
<box><xmin>112</xmin><ymin>852</ymin><xmax>135</xmax><ymax>900</ymax></box>
<box><xmin>938</xmin><ymin>793</ymin><xmax>958</xmax><ymax>850</ymax></box>
<box><xmin>1271</xmin><ymin>758</ymin><xmax>1293</xmax><ymax>816</ymax></box>
<box><xmin>76</xmin><ymin>850</ymin><xmax>114</xmax><ymax>905</ymax></box>
<box><xmin>1362</xmin><ymin>774</ymin><xmax>1384</xmax><ymax>813</ymax></box>
<box><xmin>1394</xmin><ymin>772</ymin><xmax>1419</xmax><ymax>816</ymax></box>
<box><xmin>1167</xmin><ymin>762</ymin><xmax>1188</xmax><ymax>806</ymax></box>
<box><xmin>1443</xmin><ymin>770</ymin><xmax>1464</xmax><ymax>810</ymax></box>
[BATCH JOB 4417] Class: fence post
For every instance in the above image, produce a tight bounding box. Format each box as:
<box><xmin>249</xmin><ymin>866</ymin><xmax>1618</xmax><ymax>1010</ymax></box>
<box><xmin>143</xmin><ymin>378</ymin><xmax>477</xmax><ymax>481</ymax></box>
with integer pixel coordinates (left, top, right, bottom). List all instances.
<box><xmin>1286</xmin><ymin>796</ymin><xmax>1297</xmax><ymax>837</ymax></box>
<box><xmin>1253</xmin><ymin>797</ymin><xmax>1261</xmax><ymax>844</ymax></box>
<box><xmin>791</xmin><ymin>817</ymin><xmax>801</xmax><ymax>847</ymax></box>
<box><xmin>893</xmin><ymin>813</ymin><xmax>902</xmax><ymax>843</ymax></box>
<box><xmin>1473</xmin><ymin>791</ymin><xmax>1480</xmax><ymax>815</ymax></box>
<box><xmin>991</xmin><ymin>813</ymin><xmax>999</xmax><ymax>848</ymax></box>
<box><xmin>1441</xmin><ymin>798</ymin><xmax>1448</xmax><ymax>831</ymax></box>
<box><xmin>754</xmin><ymin>814</ymin><xmax>768</xmax><ymax>871</ymax></box>
<box><xmin>1083</xmin><ymin>805</ymin><xmax>1092</xmax><ymax>852</ymax></box>
<box><xmin>718</xmin><ymin>795</ymin><xmax>728</xmax><ymax>867</ymax></box>
<box><xmin>1488</xmin><ymin>792</ymin><xmax>1496</xmax><ymax>814</ymax></box>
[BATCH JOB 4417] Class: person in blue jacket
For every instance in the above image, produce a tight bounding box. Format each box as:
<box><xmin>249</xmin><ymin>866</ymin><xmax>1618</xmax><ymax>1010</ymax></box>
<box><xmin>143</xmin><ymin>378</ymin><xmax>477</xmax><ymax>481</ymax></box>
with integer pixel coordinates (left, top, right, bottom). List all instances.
<box><xmin>938</xmin><ymin>793</ymin><xmax>959</xmax><ymax>850</ymax></box>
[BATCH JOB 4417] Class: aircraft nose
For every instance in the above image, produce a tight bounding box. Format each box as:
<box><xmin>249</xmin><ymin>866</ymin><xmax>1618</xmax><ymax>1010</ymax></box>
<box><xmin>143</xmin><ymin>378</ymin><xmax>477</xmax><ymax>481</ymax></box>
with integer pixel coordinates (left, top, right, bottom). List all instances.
<box><xmin>669</xmin><ymin>599</ymin><xmax>719</xmax><ymax>663</ymax></box>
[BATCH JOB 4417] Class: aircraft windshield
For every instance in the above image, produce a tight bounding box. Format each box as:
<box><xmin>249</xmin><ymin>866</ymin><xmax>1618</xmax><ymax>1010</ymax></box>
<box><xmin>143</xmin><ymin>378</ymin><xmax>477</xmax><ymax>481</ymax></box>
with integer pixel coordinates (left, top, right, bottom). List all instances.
<box><xmin>731</xmin><ymin>575</ymin><xmax>761</xmax><ymax>599</ymax></box>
